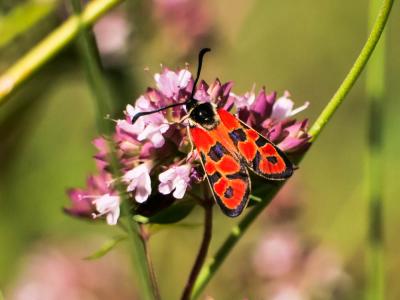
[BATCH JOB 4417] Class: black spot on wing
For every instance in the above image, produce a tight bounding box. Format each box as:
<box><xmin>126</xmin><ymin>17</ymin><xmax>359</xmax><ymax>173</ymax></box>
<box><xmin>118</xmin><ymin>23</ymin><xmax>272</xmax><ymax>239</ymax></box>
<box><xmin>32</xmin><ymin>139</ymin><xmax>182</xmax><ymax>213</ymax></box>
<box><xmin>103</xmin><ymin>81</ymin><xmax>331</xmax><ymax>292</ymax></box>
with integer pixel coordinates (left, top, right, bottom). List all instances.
<box><xmin>252</xmin><ymin>151</ymin><xmax>261</xmax><ymax>171</ymax></box>
<box><xmin>208</xmin><ymin>171</ymin><xmax>221</xmax><ymax>184</ymax></box>
<box><xmin>229</xmin><ymin>129</ymin><xmax>247</xmax><ymax>145</ymax></box>
<box><xmin>224</xmin><ymin>186</ymin><xmax>234</xmax><ymax>199</ymax></box>
<box><xmin>226</xmin><ymin>170</ymin><xmax>248</xmax><ymax>180</ymax></box>
<box><xmin>217</xmin><ymin>172</ymin><xmax>251</xmax><ymax>218</ymax></box>
<box><xmin>208</xmin><ymin>142</ymin><xmax>227</xmax><ymax>162</ymax></box>
<box><xmin>267</xmin><ymin>156</ymin><xmax>278</xmax><ymax>164</ymax></box>
<box><xmin>255</xmin><ymin>136</ymin><xmax>267</xmax><ymax>147</ymax></box>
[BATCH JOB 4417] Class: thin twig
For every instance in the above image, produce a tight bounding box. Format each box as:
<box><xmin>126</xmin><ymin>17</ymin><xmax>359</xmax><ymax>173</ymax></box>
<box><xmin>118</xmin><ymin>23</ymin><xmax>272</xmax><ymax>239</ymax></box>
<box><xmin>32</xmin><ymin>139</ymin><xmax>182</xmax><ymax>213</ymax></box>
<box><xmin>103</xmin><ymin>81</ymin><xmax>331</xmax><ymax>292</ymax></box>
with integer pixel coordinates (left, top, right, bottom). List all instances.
<box><xmin>181</xmin><ymin>202</ymin><xmax>213</xmax><ymax>300</ymax></box>
<box><xmin>140</xmin><ymin>224</ymin><xmax>162</xmax><ymax>300</ymax></box>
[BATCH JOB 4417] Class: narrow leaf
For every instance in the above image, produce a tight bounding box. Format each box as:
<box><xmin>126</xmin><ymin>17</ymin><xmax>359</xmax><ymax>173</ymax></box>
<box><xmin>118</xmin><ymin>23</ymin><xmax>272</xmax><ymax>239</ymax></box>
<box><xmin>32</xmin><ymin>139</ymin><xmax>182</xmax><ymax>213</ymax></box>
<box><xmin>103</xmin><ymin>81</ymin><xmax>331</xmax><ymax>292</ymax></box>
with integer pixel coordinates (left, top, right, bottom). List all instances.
<box><xmin>84</xmin><ymin>235</ymin><xmax>127</xmax><ymax>260</ymax></box>
<box><xmin>0</xmin><ymin>1</ymin><xmax>55</xmax><ymax>48</ymax></box>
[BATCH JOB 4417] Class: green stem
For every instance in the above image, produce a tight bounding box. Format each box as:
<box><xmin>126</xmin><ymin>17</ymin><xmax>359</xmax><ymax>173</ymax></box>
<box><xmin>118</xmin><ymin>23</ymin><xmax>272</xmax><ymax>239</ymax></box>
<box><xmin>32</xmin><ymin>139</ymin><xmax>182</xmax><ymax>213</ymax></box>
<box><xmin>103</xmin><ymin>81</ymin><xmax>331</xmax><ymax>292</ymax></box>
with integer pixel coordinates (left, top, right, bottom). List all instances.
<box><xmin>0</xmin><ymin>0</ymin><xmax>123</xmax><ymax>106</ymax></box>
<box><xmin>366</xmin><ymin>1</ymin><xmax>386</xmax><ymax>299</ymax></box>
<box><xmin>121</xmin><ymin>201</ymin><xmax>156</xmax><ymax>300</ymax></box>
<box><xmin>69</xmin><ymin>1</ymin><xmax>156</xmax><ymax>299</ymax></box>
<box><xmin>70</xmin><ymin>0</ymin><xmax>114</xmax><ymax>133</ymax></box>
<box><xmin>308</xmin><ymin>0</ymin><xmax>394</xmax><ymax>141</ymax></box>
<box><xmin>191</xmin><ymin>186</ymin><xmax>279</xmax><ymax>300</ymax></box>
<box><xmin>140</xmin><ymin>224</ymin><xmax>162</xmax><ymax>300</ymax></box>
<box><xmin>182</xmin><ymin>203</ymin><xmax>213</xmax><ymax>300</ymax></box>
<box><xmin>191</xmin><ymin>0</ymin><xmax>394</xmax><ymax>298</ymax></box>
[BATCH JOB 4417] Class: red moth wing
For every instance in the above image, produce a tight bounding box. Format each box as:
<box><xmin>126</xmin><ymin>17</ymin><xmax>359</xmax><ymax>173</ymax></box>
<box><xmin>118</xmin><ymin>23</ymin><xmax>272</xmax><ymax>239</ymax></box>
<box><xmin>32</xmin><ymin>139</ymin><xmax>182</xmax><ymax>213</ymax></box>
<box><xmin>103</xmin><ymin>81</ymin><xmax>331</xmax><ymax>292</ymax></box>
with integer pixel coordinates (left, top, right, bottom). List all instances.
<box><xmin>189</xmin><ymin>126</ymin><xmax>250</xmax><ymax>217</ymax></box>
<box><xmin>217</xmin><ymin>108</ymin><xmax>293</xmax><ymax>180</ymax></box>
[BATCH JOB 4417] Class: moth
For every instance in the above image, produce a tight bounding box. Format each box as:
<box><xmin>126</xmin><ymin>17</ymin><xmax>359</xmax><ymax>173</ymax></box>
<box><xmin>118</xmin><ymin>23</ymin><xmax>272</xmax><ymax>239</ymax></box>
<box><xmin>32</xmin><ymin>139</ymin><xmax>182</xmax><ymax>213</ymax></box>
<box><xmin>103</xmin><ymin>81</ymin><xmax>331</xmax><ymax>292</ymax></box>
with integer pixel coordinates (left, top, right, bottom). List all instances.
<box><xmin>132</xmin><ymin>48</ymin><xmax>293</xmax><ymax>217</ymax></box>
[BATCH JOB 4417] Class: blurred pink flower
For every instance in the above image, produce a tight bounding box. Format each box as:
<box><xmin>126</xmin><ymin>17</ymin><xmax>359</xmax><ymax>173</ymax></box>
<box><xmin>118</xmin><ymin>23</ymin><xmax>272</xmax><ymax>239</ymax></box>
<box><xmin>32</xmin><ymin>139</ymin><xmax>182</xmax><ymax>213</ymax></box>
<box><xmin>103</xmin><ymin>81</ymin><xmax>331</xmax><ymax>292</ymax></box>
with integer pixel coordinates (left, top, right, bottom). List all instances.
<box><xmin>6</xmin><ymin>242</ymin><xmax>136</xmax><ymax>300</ymax></box>
<box><xmin>153</xmin><ymin>0</ymin><xmax>213</xmax><ymax>55</ymax></box>
<box><xmin>92</xmin><ymin>8</ymin><xmax>131</xmax><ymax>65</ymax></box>
<box><xmin>253</xmin><ymin>229</ymin><xmax>301</xmax><ymax>279</ymax></box>
<box><xmin>253</xmin><ymin>227</ymin><xmax>352</xmax><ymax>300</ymax></box>
<box><xmin>266</xmin><ymin>283</ymin><xmax>306</xmax><ymax>300</ymax></box>
<box><xmin>158</xmin><ymin>164</ymin><xmax>192</xmax><ymax>199</ymax></box>
<box><xmin>302</xmin><ymin>246</ymin><xmax>351</xmax><ymax>294</ymax></box>
<box><xmin>92</xmin><ymin>193</ymin><xmax>120</xmax><ymax>225</ymax></box>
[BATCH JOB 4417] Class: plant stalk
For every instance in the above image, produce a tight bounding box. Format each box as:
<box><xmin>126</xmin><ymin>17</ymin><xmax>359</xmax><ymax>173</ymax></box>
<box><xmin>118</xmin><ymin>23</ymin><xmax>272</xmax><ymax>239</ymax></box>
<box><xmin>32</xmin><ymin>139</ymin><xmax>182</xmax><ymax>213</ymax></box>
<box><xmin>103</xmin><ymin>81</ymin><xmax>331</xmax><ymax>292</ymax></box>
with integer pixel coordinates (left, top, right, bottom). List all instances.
<box><xmin>140</xmin><ymin>224</ymin><xmax>162</xmax><ymax>300</ymax></box>
<box><xmin>69</xmin><ymin>1</ymin><xmax>156</xmax><ymax>299</ymax></box>
<box><xmin>366</xmin><ymin>0</ymin><xmax>386</xmax><ymax>299</ymax></box>
<box><xmin>182</xmin><ymin>203</ymin><xmax>213</xmax><ymax>300</ymax></box>
<box><xmin>0</xmin><ymin>0</ymin><xmax>123</xmax><ymax>105</ymax></box>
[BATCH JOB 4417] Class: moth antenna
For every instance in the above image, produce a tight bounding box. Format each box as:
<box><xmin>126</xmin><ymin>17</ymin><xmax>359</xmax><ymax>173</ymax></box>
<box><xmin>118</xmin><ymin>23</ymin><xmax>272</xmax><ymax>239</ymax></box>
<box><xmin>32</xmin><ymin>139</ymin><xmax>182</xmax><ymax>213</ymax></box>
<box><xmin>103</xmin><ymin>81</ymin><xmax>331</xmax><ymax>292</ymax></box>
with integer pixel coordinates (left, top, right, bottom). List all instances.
<box><xmin>190</xmin><ymin>48</ymin><xmax>211</xmax><ymax>99</ymax></box>
<box><xmin>131</xmin><ymin>48</ymin><xmax>211</xmax><ymax>124</ymax></box>
<box><xmin>131</xmin><ymin>102</ymin><xmax>188</xmax><ymax>124</ymax></box>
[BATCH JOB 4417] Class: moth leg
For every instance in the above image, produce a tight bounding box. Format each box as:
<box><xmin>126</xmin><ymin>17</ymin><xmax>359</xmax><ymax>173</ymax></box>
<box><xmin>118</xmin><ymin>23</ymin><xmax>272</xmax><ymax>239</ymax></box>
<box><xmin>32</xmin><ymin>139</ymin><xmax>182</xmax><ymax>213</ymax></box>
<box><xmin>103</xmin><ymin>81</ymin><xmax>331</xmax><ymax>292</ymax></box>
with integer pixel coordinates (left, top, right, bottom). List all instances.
<box><xmin>185</xmin><ymin>126</ymin><xmax>195</xmax><ymax>162</ymax></box>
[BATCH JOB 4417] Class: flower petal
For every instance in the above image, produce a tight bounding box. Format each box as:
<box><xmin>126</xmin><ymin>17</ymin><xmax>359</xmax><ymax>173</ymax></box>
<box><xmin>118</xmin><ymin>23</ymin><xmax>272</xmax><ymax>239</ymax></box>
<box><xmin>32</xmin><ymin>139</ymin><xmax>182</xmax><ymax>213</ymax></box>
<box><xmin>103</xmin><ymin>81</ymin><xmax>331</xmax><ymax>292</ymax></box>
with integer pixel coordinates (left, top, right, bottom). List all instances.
<box><xmin>271</xmin><ymin>94</ymin><xmax>294</xmax><ymax>120</ymax></box>
<box><xmin>158</xmin><ymin>181</ymin><xmax>174</xmax><ymax>195</ymax></box>
<box><xmin>172</xmin><ymin>179</ymin><xmax>187</xmax><ymax>199</ymax></box>
<box><xmin>159</xmin><ymin>169</ymin><xmax>176</xmax><ymax>183</ymax></box>
<box><xmin>135</xmin><ymin>173</ymin><xmax>152</xmax><ymax>203</ymax></box>
<box><xmin>106</xmin><ymin>205</ymin><xmax>120</xmax><ymax>225</ymax></box>
<box><xmin>289</xmin><ymin>101</ymin><xmax>309</xmax><ymax>117</ymax></box>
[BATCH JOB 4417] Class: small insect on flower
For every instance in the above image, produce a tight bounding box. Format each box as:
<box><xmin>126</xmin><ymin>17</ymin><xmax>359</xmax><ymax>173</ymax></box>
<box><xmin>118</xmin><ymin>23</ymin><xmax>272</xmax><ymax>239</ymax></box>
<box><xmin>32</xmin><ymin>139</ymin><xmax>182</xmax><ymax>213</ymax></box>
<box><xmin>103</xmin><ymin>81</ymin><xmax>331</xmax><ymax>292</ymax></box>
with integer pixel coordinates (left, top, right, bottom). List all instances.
<box><xmin>131</xmin><ymin>49</ymin><xmax>294</xmax><ymax>217</ymax></box>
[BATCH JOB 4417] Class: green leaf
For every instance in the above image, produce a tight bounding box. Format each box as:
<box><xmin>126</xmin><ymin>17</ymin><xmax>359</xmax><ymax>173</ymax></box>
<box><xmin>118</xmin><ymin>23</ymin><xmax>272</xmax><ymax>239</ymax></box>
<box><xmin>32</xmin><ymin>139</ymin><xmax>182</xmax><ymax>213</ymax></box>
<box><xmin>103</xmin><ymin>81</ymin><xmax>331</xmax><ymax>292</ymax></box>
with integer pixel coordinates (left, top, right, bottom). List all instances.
<box><xmin>248</xmin><ymin>194</ymin><xmax>262</xmax><ymax>207</ymax></box>
<box><xmin>0</xmin><ymin>0</ymin><xmax>55</xmax><ymax>49</ymax></box>
<box><xmin>147</xmin><ymin>200</ymin><xmax>196</xmax><ymax>224</ymax></box>
<box><xmin>0</xmin><ymin>289</ymin><xmax>4</xmax><ymax>300</ymax></box>
<box><xmin>84</xmin><ymin>235</ymin><xmax>127</xmax><ymax>260</ymax></box>
<box><xmin>133</xmin><ymin>214</ymin><xmax>149</xmax><ymax>223</ymax></box>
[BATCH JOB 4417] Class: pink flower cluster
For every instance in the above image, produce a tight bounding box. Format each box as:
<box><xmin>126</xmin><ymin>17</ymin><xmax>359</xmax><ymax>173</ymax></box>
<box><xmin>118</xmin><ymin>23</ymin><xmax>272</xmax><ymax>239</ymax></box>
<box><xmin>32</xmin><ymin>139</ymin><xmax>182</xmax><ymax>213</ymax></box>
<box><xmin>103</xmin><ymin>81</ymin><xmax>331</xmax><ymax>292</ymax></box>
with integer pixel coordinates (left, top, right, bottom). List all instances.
<box><xmin>7</xmin><ymin>241</ymin><xmax>136</xmax><ymax>299</ymax></box>
<box><xmin>252</xmin><ymin>227</ymin><xmax>352</xmax><ymax>299</ymax></box>
<box><xmin>66</xmin><ymin>68</ymin><xmax>310</xmax><ymax>225</ymax></box>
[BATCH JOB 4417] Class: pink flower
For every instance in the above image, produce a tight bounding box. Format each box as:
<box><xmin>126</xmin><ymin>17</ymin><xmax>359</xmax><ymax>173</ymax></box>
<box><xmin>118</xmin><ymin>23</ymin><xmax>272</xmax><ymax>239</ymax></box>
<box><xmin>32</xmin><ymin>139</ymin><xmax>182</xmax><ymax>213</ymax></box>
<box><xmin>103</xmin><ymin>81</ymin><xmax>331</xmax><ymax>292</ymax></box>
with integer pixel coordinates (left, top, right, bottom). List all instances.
<box><xmin>153</xmin><ymin>0</ymin><xmax>213</xmax><ymax>55</ymax></box>
<box><xmin>231</xmin><ymin>85</ymin><xmax>256</xmax><ymax>109</ymax></box>
<box><xmin>92</xmin><ymin>8</ymin><xmax>130</xmax><ymax>65</ymax></box>
<box><xmin>92</xmin><ymin>194</ymin><xmax>120</xmax><ymax>225</ymax></box>
<box><xmin>7</xmin><ymin>242</ymin><xmax>136</xmax><ymax>299</ymax></box>
<box><xmin>66</xmin><ymin>171</ymin><xmax>111</xmax><ymax>218</ymax></box>
<box><xmin>66</xmin><ymin>171</ymin><xmax>121</xmax><ymax>226</ymax></box>
<box><xmin>253</xmin><ymin>229</ymin><xmax>301</xmax><ymax>279</ymax></box>
<box><xmin>270</xmin><ymin>91</ymin><xmax>309</xmax><ymax>121</ymax></box>
<box><xmin>154</xmin><ymin>69</ymin><xmax>192</xmax><ymax>99</ymax></box>
<box><xmin>276</xmin><ymin>120</ymin><xmax>310</xmax><ymax>153</ymax></box>
<box><xmin>158</xmin><ymin>164</ymin><xmax>192</xmax><ymax>199</ymax></box>
<box><xmin>123</xmin><ymin>162</ymin><xmax>152</xmax><ymax>203</ymax></box>
<box><xmin>118</xmin><ymin>99</ymin><xmax>170</xmax><ymax>148</ymax></box>
<box><xmin>266</xmin><ymin>283</ymin><xmax>306</xmax><ymax>300</ymax></box>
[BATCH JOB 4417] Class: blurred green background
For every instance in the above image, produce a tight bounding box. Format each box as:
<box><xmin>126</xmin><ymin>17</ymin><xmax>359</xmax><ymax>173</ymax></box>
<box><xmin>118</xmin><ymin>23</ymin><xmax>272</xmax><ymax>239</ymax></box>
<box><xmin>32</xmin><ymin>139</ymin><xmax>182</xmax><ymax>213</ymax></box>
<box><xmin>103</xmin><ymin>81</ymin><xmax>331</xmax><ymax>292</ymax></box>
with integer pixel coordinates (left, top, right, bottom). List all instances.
<box><xmin>0</xmin><ymin>0</ymin><xmax>399</xmax><ymax>299</ymax></box>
